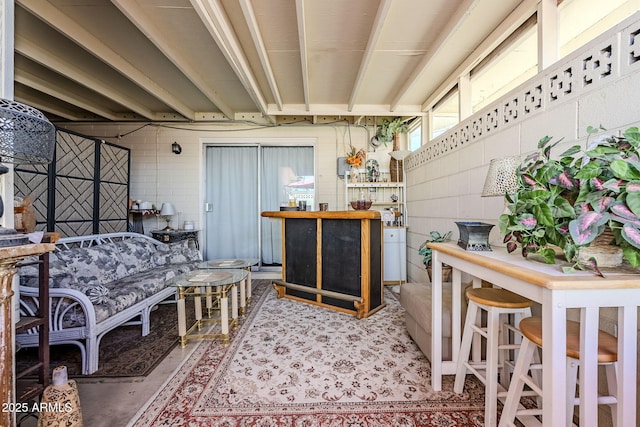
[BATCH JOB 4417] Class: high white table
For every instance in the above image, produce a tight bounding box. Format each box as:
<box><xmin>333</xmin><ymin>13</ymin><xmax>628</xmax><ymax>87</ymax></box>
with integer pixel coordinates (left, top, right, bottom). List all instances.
<box><xmin>429</xmin><ymin>242</ymin><xmax>638</xmax><ymax>426</ymax></box>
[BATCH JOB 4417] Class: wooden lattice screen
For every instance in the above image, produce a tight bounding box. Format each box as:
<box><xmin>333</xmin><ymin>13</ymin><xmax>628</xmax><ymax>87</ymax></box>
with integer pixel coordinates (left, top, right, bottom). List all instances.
<box><xmin>14</xmin><ymin>128</ymin><xmax>130</xmax><ymax>237</ymax></box>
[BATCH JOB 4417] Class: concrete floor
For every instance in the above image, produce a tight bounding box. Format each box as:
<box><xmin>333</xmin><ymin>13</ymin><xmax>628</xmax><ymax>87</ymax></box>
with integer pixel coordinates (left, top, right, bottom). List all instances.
<box><xmin>18</xmin><ymin>271</ymin><xmax>280</xmax><ymax>427</ymax></box>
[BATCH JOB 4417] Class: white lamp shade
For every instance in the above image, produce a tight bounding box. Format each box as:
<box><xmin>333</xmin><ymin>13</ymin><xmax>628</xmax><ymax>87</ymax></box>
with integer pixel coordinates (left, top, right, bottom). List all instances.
<box><xmin>160</xmin><ymin>202</ymin><xmax>176</xmax><ymax>216</ymax></box>
<box><xmin>389</xmin><ymin>150</ymin><xmax>412</xmax><ymax>161</ymax></box>
<box><xmin>481</xmin><ymin>155</ymin><xmax>522</xmax><ymax>197</ymax></box>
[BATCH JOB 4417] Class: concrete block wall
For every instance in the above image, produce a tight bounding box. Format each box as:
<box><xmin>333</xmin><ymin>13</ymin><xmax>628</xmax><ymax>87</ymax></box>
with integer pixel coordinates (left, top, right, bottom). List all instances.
<box><xmin>405</xmin><ymin>12</ymin><xmax>640</xmax><ymax>284</ymax></box>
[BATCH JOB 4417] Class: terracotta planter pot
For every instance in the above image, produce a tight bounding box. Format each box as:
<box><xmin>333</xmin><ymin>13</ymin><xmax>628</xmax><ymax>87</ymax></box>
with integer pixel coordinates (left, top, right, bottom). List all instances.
<box><xmin>426</xmin><ymin>264</ymin><xmax>452</xmax><ymax>283</ymax></box>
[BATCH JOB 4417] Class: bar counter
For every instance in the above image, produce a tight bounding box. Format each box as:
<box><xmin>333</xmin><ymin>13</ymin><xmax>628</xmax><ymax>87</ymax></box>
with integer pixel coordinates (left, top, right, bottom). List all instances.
<box><xmin>261</xmin><ymin>210</ymin><xmax>384</xmax><ymax>318</ymax></box>
<box><xmin>261</xmin><ymin>210</ymin><xmax>381</xmax><ymax>220</ymax></box>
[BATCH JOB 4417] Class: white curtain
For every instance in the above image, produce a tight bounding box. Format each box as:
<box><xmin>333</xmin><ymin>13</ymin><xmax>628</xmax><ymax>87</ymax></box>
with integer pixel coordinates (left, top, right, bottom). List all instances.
<box><xmin>260</xmin><ymin>146</ymin><xmax>314</xmax><ymax>264</ymax></box>
<box><xmin>204</xmin><ymin>146</ymin><xmax>259</xmax><ymax>260</ymax></box>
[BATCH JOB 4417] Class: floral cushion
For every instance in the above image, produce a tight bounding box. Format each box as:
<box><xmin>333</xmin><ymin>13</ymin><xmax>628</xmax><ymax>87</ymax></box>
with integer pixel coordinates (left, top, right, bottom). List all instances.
<box><xmin>19</xmin><ymin>251</ymin><xmax>114</xmax><ymax>306</ymax></box>
<box><xmin>56</xmin><ymin>242</ymin><xmax>129</xmax><ymax>287</ymax></box>
<box><xmin>113</xmin><ymin>237</ymin><xmax>159</xmax><ymax>274</ymax></box>
<box><xmin>18</xmin><ymin>252</ymin><xmax>78</xmax><ymax>289</ymax></box>
<box><xmin>113</xmin><ymin>264</ymin><xmax>192</xmax><ymax>299</ymax></box>
<box><xmin>152</xmin><ymin>240</ymin><xmax>202</xmax><ymax>266</ymax></box>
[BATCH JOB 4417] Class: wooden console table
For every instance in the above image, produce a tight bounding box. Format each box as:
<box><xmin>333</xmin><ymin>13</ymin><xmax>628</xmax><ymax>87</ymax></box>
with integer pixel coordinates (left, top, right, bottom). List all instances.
<box><xmin>261</xmin><ymin>210</ymin><xmax>384</xmax><ymax>318</ymax></box>
<box><xmin>151</xmin><ymin>229</ymin><xmax>200</xmax><ymax>249</ymax></box>
<box><xmin>428</xmin><ymin>242</ymin><xmax>639</xmax><ymax>427</ymax></box>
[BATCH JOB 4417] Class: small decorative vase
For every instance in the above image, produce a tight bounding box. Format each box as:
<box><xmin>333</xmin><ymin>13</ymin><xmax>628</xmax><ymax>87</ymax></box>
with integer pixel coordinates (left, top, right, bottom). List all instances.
<box><xmin>455</xmin><ymin>221</ymin><xmax>495</xmax><ymax>251</ymax></box>
<box><xmin>349</xmin><ymin>166</ymin><xmax>359</xmax><ymax>183</ymax></box>
<box><xmin>38</xmin><ymin>366</ymin><xmax>83</xmax><ymax>427</ymax></box>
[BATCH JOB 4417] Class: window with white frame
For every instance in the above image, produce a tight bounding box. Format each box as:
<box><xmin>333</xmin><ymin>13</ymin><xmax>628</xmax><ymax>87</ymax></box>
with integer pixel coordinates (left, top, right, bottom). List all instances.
<box><xmin>409</xmin><ymin>119</ymin><xmax>422</xmax><ymax>151</ymax></box>
<box><xmin>427</xmin><ymin>0</ymin><xmax>639</xmax><ymax>142</ymax></box>
<box><xmin>471</xmin><ymin>17</ymin><xmax>537</xmax><ymax>113</ymax></box>
<box><xmin>432</xmin><ymin>89</ymin><xmax>459</xmax><ymax>139</ymax></box>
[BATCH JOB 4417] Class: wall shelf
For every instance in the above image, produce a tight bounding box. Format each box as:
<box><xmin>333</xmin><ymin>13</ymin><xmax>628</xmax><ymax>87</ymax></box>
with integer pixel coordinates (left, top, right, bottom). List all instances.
<box><xmin>344</xmin><ymin>171</ymin><xmax>406</xmax><ymax>226</ymax></box>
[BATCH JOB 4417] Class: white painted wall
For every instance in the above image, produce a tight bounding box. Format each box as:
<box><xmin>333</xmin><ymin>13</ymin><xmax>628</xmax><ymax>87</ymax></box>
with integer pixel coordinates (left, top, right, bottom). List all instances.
<box><xmin>59</xmin><ymin>122</ymin><xmax>399</xmax><ymax>242</ymax></box>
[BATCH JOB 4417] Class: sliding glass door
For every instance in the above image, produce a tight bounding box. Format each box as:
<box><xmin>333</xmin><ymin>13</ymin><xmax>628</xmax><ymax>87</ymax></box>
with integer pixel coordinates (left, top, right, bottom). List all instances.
<box><xmin>204</xmin><ymin>146</ymin><xmax>259</xmax><ymax>260</ymax></box>
<box><xmin>204</xmin><ymin>144</ymin><xmax>314</xmax><ymax>265</ymax></box>
<box><xmin>260</xmin><ymin>146</ymin><xmax>314</xmax><ymax>265</ymax></box>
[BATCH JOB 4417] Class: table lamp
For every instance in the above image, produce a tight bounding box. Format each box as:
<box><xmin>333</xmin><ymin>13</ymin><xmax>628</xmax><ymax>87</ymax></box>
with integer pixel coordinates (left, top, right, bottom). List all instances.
<box><xmin>481</xmin><ymin>155</ymin><xmax>522</xmax><ymax>198</ymax></box>
<box><xmin>478</xmin><ymin>155</ymin><xmax>523</xmax><ymax>250</ymax></box>
<box><xmin>160</xmin><ymin>202</ymin><xmax>176</xmax><ymax>230</ymax></box>
<box><xmin>0</xmin><ymin>99</ymin><xmax>56</xmax><ymax>246</ymax></box>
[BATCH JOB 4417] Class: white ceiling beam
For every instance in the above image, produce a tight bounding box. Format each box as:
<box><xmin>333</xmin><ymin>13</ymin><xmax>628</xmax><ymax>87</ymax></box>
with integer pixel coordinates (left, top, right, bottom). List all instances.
<box><xmin>538</xmin><ymin>0</ymin><xmax>559</xmax><ymax>71</ymax></box>
<box><xmin>15</xmin><ymin>69</ymin><xmax>123</xmax><ymax>120</ymax></box>
<box><xmin>348</xmin><ymin>0</ymin><xmax>392</xmax><ymax>111</ymax></box>
<box><xmin>18</xmin><ymin>0</ymin><xmax>196</xmax><ymax>120</ymax></box>
<box><xmin>1</xmin><ymin>0</ymin><xmax>15</xmax><ymax>100</ymax></box>
<box><xmin>390</xmin><ymin>0</ymin><xmax>479</xmax><ymax>111</ymax></box>
<box><xmin>295</xmin><ymin>0</ymin><xmax>310</xmax><ymax>111</ymax></box>
<box><xmin>190</xmin><ymin>0</ymin><xmax>271</xmax><ymax>120</ymax></box>
<box><xmin>111</xmin><ymin>0</ymin><xmax>235</xmax><ymax>120</ymax></box>
<box><xmin>420</xmin><ymin>0</ymin><xmax>539</xmax><ymax>111</ymax></box>
<box><xmin>16</xmin><ymin>91</ymin><xmax>98</xmax><ymax>121</ymax></box>
<box><xmin>239</xmin><ymin>0</ymin><xmax>283</xmax><ymax>111</ymax></box>
<box><xmin>268</xmin><ymin>103</ymin><xmax>424</xmax><ymax>117</ymax></box>
<box><xmin>15</xmin><ymin>36</ymin><xmax>157</xmax><ymax>120</ymax></box>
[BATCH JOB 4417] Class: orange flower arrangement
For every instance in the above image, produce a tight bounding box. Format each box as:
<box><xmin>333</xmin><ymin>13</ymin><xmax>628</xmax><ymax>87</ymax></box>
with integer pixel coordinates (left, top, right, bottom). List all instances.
<box><xmin>346</xmin><ymin>146</ymin><xmax>366</xmax><ymax>167</ymax></box>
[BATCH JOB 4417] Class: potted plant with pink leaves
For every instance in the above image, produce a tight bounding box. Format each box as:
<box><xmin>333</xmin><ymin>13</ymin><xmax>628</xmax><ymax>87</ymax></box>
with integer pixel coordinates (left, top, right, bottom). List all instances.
<box><xmin>499</xmin><ymin>125</ymin><xmax>640</xmax><ymax>275</ymax></box>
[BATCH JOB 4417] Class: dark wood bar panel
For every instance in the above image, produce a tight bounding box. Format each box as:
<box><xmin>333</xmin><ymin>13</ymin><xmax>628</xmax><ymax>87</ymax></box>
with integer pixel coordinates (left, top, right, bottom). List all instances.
<box><xmin>261</xmin><ymin>211</ymin><xmax>384</xmax><ymax>318</ymax></box>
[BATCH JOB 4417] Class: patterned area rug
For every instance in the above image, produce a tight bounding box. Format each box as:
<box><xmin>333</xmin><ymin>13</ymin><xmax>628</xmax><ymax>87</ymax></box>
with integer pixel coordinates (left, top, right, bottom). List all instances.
<box><xmin>129</xmin><ymin>280</ymin><xmax>486</xmax><ymax>426</ymax></box>
<box><xmin>17</xmin><ymin>299</ymin><xmax>196</xmax><ymax>379</ymax></box>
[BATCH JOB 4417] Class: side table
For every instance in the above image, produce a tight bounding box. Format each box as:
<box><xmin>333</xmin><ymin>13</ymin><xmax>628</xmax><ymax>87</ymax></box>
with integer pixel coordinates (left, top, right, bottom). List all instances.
<box><xmin>151</xmin><ymin>229</ymin><xmax>200</xmax><ymax>249</ymax></box>
<box><xmin>173</xmin><ymin>269</ymin><xmax>247</xmax><ymax>347</ymax></box>
<box><xmin>196</xmin><ymin>258</ymin><xmax>259</xmax><ymax>314</ymax></box>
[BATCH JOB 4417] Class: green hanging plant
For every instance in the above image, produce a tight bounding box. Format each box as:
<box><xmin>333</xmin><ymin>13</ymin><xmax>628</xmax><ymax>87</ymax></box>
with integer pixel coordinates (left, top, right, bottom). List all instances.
<box><xmin>375</xmin><ymin>117</ymin><xmax>409</xmax><ymax>143</ymax></box>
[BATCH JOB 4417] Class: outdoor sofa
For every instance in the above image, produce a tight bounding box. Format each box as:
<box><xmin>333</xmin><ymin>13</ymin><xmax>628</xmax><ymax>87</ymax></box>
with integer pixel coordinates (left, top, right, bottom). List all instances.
<box><xmin>16</xmin><ymin>232</ymin><xmax>201</xmax><ymax>374</ymax></box>
<box><xmin>399</xmin><ymin>281</ymin><xmax>468</xmax><ymax>362</ymax></box>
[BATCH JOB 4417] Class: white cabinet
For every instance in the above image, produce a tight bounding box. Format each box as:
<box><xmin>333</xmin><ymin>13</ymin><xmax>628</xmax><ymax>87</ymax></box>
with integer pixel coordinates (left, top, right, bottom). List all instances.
<box><xmin>344</xmin><ymin>171</ymin><xmax>406</xmax><ymax>226</ymax></box>
<box><xmin>383</xmin><ymin>226</ymin><xmax>407</xmax><ymax>284</ymax></box>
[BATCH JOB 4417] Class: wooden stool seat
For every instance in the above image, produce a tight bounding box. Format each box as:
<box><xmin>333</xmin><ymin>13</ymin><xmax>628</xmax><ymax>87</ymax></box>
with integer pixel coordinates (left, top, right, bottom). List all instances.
<box><xmin>454</xmin><ymin>287</ymin><xmax>533</xmax><ymax>427</ymax></box>
<box><xmin>519</xmin><ymin>317</ymin><xmax>618</xmax><ymax>363</ymax></box>
<box><xmin>520</xmin><ymin>317</ymin><xmax>618</xmax><ymax>363</ymax></box>
<box><xmin>499</xmin><ymin>316</ymin><xmax>619</xmax><ymax>427</ymax></box>
<box><xmin>466</xmin><ymin>287</ymin><xmax>532</xmax><ymax>309</ymax></box>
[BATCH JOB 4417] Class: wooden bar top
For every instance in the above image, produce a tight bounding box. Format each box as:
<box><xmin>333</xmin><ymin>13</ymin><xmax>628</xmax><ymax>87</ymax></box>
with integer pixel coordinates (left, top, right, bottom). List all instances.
<box><xmin>261</xmin><ymin>210</ymin><xmax>380</xmax><ymax>219</ymax></box>
<box><xmin>429</xmin><ymin>241</ymin><xmax>640</xmax><ymax>290</ymax></box>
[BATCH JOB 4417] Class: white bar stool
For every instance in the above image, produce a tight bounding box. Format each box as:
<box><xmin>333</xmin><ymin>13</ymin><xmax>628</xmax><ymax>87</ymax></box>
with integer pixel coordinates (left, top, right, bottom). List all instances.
<box><xmin>498</xmin><ymin>316</ymin><xmax>618</xmax><ymax>427</ymax></box>
<box><xmin>453</xmin><ymin>287</ymin><xmax>533</xmax><ymax>427</ymax></box>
